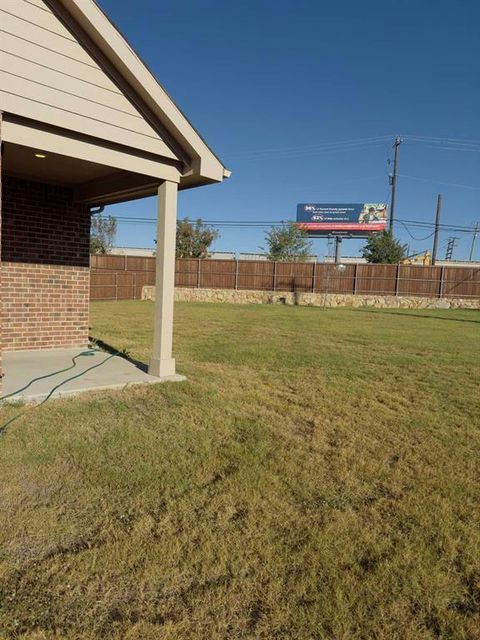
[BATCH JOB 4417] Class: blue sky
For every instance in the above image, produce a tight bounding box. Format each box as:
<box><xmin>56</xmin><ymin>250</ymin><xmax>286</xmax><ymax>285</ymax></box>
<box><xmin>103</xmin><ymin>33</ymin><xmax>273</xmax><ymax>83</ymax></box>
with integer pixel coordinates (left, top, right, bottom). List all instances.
<box><xmin>100</xmin><ymin>0</ymin><xmax>480</xmax><ymax>260</ymax></box>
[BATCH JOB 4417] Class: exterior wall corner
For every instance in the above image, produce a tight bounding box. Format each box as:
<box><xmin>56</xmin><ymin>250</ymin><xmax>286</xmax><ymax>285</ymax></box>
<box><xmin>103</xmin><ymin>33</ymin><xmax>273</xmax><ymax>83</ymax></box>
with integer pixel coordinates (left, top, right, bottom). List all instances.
<box><xmin>1</xmin><ymin>176</ymin><xmax>91</xmax><ymax>352</ymax></box>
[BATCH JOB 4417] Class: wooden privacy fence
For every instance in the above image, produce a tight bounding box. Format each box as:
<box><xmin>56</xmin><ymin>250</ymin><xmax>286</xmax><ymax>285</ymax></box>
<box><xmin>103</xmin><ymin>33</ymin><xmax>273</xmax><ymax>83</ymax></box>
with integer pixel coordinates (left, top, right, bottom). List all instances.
<box><xmin>90</xmin><ymin>255</ymin><xmax>480</xmax><ymax>301</ymax></box>
<box><xmin>90</xmin><ymin>255</ymin><xmax>156</xmax><ymax>300</ymax></box>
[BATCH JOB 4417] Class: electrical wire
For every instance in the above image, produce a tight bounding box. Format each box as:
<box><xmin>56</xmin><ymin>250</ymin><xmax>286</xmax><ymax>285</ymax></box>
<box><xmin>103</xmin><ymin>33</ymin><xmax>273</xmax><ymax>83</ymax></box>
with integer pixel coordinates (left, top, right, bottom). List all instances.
<box><xmin>224</xmin><ymin>134</ymin><xmax>480</xmax><ymax>161</ymax></box>
<box><xmin>398</xmin><ymin>221</ymin><xmax>435</xmax><ymax>241</ymax></box>
<box><xmin>217</xmin><ymin>133</ymin><xmax>480</xmax><ymax>164</ymax></box>
<box><xmin>105</xmin><ymin>130</ymin><xmax>480</xmax><ymax>240</ymax></box>
<box><xmin>397</xmin><ymin>219</ymin><xmax>475</xmax><ymax>232</ymax></box>
<box><xmin>110</xmin><ymin>215</ymin><xmax>479</xmax><ymax>234</ymax></box>
<box><xmin>226</xmin><ymin>135</ymin><xmax>394</xmax><ymax>160</ymax></box>
<box><xmin>398</xmin><ymin>173</ymin><xmax>480</xmax><ymax>191</ymax></box>
<box><xmin>402</xmin><ymin>134</ymin><xmax>480</xmax><ymax>147</ymax></box>
<box><xmin>400</xmin><ymin>137</ymin><xmax>480</xmax><ymax>154</ymax></box>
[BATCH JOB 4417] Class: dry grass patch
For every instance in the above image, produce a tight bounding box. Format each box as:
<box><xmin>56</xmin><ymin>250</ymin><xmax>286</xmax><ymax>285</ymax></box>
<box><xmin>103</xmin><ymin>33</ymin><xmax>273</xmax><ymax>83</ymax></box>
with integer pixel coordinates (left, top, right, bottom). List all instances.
<box><xmin>0</xmin><ymin>302</ymin><xmax>479</xmax><ymax>639</ymax></box>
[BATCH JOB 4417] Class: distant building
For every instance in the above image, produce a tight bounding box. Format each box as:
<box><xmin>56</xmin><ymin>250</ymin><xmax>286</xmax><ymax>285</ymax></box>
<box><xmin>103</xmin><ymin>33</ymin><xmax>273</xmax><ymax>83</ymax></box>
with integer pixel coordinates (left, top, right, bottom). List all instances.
<box><xmin>209</xmin><ymin>251</ymin><xmax>236</xmax><ymax>260</ymax></box>
<box><xmin>437</xmin><ymin>259</ymin><xmax>480</xmax><ymax>268</ymax></box>
<box><xmin>239</xmin><ymin>252</ymin><xmax>268</xmax><ymax>261</ymax></box>
<box><xmin>324</xmin><ymin>256</ymin><xmax>367</xmax><ymax>264</ymax></box>
<box><xmin>111</xmin><ymin>247</ymin><xmax>156</xmax><ymax>257</ymax></box>
<box><xmin>239</xmin><ymin>252</ymin><xmax>317</xmax><ymax>262</ymax></box>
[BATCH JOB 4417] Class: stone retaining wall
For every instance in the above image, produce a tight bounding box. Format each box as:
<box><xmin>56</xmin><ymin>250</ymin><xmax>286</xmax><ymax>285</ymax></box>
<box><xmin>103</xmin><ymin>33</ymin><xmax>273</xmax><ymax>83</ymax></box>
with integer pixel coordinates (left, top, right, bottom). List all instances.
<box><xmin>141</xmin><ymin>286</ymin><xmax>480</xmax><ymax>310</ymax></box>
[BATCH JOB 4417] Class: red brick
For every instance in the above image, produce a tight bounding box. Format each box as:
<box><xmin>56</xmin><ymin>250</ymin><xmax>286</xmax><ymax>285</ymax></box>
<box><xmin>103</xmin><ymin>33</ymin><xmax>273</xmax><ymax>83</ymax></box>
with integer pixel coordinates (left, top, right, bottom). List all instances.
<box><xmin>1</xmin><ymin>177</ymin><xmax>91</xmax><ymax>361</ymax></box>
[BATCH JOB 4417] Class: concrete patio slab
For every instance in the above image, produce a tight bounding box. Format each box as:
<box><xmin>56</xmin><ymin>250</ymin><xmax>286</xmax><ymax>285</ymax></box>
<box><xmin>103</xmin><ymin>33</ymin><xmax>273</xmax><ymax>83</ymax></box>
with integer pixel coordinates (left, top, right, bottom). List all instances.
<box><xmin>1</xmin><ymin>348</ymin><xmax>185</xmax><ymax>404</ymax></box>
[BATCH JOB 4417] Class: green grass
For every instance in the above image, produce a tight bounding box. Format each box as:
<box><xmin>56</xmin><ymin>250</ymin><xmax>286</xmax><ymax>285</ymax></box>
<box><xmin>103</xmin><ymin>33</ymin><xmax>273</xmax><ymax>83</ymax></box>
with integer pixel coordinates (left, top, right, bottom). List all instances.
<box><xmin>1</xmin><ymin>301</ymin><xmax>479</xmax><ymax>639</ymax></box>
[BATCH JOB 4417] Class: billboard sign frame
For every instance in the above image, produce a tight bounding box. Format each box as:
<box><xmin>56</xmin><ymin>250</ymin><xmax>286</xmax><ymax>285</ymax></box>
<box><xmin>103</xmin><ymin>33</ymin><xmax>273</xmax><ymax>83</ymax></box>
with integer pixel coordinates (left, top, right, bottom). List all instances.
<box><xmin>296</xmin><ymin>203</ymin><xmax>388</xmax><ymax>237</ymax></box>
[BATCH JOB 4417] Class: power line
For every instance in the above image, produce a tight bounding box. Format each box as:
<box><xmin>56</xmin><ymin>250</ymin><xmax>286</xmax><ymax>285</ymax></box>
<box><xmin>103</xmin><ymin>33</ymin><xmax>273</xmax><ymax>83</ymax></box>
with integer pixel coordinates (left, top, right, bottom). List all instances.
<box><xmin>226</xmin><ymin>135</ymin><xmax>393</xmax><ymax>160</ymax></box>
<box><xmin>228</xmin><ymin>142</ymin><xmax>391</xmax><ymax>162</ymax></box>
<box><xmin>398</xmin><ymin>221</ymin><xmax>435</xmax><ymax>241</ymax></box>
<box><xmin>401</xmin><ymin>141</ymin><xmax>480</xmax><ymax>154</ymax></box>
<box><xmin>225</xmin><ymin>133</ymin><xmax>480</xmax><ymax>160</ymax></box>
<box><xmin>111</xmin><ymin>215</ymin><xmax>479</xmax><ymax>234</ymax></box>
<box><xmin>111</xmin><ymin>216</ymin><xmax>474</xmax><ymax>230</ymax></box>
<box><xmin>398</xmin><ymin>173</ymin><xmax>480</xmax><ymax>191</ymax></box>
<box><xmin>401</xmin><ymin>134</ymin><xmax>480</xmax><ymax>148</ymax></box>
<box><xmin>223</xmin><ymin>134</ymin><xmax>480</xmax><ymax>162</ymax></box>
<box><xmin>398</xmin><ymin>219</ymin><xmax>474</xmax><ymax>232</ymax></box>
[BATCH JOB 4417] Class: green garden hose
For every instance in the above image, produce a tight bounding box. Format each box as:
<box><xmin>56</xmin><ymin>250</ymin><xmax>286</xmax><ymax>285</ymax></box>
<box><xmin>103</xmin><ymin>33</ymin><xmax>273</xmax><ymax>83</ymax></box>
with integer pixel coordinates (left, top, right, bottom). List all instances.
<box><xmin>0</xmin><ymin>350</ymin><xmax>118</xmax><ymax>436</ymax></box>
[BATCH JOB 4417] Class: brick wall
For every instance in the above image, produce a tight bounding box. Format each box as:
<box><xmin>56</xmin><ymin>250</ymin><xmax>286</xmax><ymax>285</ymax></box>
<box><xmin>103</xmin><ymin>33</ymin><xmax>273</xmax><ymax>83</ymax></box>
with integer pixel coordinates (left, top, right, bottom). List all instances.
<box><xmin>1</xmin><ymin>176</ymin><xmax>91</xmax><ymax>351</ymax></box>
<box><xmin>2</xmin><ymin>263</ymin><xmax>89</xmax><ymax>350</ymax></box>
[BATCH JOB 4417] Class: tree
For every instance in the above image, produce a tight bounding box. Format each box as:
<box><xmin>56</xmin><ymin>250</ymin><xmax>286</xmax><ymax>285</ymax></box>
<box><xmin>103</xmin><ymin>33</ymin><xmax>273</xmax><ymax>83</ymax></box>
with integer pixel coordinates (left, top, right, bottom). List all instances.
<box><xmin>90</xmin><ymin>214</ymin><xmax>117</xmax><ymax>254</ymax></box>
<box><xmin>263</xmin><ymin>222</ymin><xmax>313</xmax><ymax>261</ymax></box>
<box><xmin>176</xmin><ymin>218</ymin><xmax>219</xmax><ymax>258</ymax></box>
<box><xmin>361</xmin><ymin>231</ymin><xmax>407</xmax><ymax>264</ymax></box>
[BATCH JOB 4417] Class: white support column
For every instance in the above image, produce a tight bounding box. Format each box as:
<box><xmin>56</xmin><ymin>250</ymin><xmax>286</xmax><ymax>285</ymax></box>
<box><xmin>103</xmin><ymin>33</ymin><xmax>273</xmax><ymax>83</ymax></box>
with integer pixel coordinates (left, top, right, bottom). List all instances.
<box><xmin>149</xmin><ymin>181</ymin><xmax>178</xmax><ymax>378</ymax></box>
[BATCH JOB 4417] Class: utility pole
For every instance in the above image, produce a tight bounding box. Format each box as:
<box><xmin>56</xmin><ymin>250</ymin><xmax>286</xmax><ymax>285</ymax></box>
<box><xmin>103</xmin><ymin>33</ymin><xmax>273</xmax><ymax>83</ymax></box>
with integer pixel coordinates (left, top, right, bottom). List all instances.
<box><xmin>431</xmin><ymin>194</ymin><xmax>442</xmax><ymax>266</ymax></box>
<box><xmin>334</xmin><ymin>236</ymin><xmax>342</xmax><ymax>264</ymax></box>
<box><xmin>445</xmin><ymin>236</ymin><xmax>458</xmax><ymax>261</ymax></box>
<box><xmin>469</xmin><ymin>222</ymin><xmax>479</xmax><ymax>261</ymax></box>
<box><xmin>389</xmin><ymin>136</ymin><xmax>403</xmax><ymax>234</ymax></box>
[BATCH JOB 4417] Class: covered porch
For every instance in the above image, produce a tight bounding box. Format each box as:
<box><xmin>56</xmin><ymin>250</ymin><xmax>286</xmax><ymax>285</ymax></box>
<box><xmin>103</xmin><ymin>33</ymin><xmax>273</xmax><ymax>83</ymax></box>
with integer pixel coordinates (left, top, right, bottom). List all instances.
<box><xmin>0</xmin><ymin>0</ymin><xmax>228</xmax><ymax>399</ymax></box>
<box><xmin>0</xmin><ymin>115</ymin><xmax>188</xmax><ymax>394</ymax></box>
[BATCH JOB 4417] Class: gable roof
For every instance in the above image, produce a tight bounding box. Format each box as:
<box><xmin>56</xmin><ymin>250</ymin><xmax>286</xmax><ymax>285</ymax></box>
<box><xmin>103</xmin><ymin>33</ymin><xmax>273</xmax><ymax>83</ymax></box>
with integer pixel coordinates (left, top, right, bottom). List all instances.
<box><xmin>0</xmin><ymin>0</ymin><xmax>229</xmax><ymax>189</ymax></box>
<box><xmin>55</xmin><ymin>0</ymin><xmax>230</xmax><ymax>187</ymax></box>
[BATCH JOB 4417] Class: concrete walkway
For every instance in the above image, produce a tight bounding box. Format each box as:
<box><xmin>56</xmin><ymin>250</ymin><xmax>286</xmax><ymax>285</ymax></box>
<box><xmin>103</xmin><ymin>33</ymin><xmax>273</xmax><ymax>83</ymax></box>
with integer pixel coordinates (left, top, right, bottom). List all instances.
<box><xmin>1</xmin><ymin>348</ymin><xmax>184</xmax><ymax>403</ymax></box>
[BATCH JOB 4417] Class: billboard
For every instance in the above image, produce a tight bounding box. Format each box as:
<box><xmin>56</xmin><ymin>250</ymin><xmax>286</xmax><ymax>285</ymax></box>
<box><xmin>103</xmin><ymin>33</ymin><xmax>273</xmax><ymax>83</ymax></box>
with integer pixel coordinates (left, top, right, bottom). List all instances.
<box><xmin>296</xmin><ymin>203</ymin><xmax>388</xmax><ymax>236</ymax></box>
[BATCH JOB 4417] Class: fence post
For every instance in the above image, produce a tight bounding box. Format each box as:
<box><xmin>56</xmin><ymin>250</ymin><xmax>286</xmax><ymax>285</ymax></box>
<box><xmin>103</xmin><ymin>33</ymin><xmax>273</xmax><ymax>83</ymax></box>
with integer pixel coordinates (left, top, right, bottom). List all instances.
<box><xmin>273</xmin><ymin>261</ymin><xmax>277</xmax><ymax>291</ymax></box>
<box><xmin>439</xmin><ymin>266</ymin><xmax>445</xmax><ymax>298</ymax></box>
<box><xmin>115</xmin><ymin>272</ymin><xmax>118</xmax><ymax>301</ymax></box>
<box><xmin>197</xmin><ymin>259</ymin><xmax>201</xmax><ymax>288</ymax></box>
<box><xmin>234</xmin><ymin>259</ymin><xmax>239</xmax><ymax>290</ymax></box>
<box><xmin>395</xmin><ymin>264</ymin><xmax>400</xmax><ymax>296</ymax></box>
<box><xmin>133</xmin><ymin>272</ymin><xmax>137</xmax><ymax>300</ymax></box>
<box><xmin>353</xmin><ymin>263</ymin><xmax>358</xmax><ymax>295</ymax></box>
<box><xmin>312</xmin><ymin>262</ymin><xmax>316</xmax><ymax>292</ymax></box>
<box><xmin>124</xmin><ymin>255</ymin><xmax>127</xmax><ymax>271</ymax></box>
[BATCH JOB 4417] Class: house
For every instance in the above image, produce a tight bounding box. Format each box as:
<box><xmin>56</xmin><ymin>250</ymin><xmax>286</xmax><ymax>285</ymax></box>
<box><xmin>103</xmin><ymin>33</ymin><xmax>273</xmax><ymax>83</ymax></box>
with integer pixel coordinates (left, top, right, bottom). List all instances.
<box><xmin>0</xmin><ymin>0</ymin><xmax>229</xmax><ymax>391</ymax></box>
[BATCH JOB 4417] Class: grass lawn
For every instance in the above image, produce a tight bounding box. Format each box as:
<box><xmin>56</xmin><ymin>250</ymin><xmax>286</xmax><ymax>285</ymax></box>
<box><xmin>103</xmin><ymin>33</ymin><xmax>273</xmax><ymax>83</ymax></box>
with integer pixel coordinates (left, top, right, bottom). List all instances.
<box><xmin>0</xmin><ymin>301</ymin><xmax>479</xmax><ymax>640</ymax></box>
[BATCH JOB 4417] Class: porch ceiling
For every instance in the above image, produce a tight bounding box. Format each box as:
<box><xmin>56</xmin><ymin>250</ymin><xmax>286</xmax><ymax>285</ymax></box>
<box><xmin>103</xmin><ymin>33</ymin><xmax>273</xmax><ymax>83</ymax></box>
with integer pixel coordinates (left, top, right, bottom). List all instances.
<box><xmin>1</xmin><ymin>115</ymin><xmax>185</xmax><ymax>205</ymax></box>
<box><xmin>2</xmin><ymin>141</ymin><xmax>162</xmax><ymax>206</ymax></box>
<box><xmin>3</xmin><ymin>141</ymin><xmax>114</xmax><ymax>185</ymax></box>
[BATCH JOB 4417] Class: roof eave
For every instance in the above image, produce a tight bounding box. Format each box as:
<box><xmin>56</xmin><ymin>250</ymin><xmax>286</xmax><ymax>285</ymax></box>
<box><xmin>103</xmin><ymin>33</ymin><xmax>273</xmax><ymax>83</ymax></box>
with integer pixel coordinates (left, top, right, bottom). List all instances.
<box><xmin>179</xmin><ymin>162</ymin><xmax>231</xmax><ymax>190</ymax></box>
<box><xmin>54</xmin><ymin>0</ymin><xmax>230</xmax><ymax>184</ymax></box>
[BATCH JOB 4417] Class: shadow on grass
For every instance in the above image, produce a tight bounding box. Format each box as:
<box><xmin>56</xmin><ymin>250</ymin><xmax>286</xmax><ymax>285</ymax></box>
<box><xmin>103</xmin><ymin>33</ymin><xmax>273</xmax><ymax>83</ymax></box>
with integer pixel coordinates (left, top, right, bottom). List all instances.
<box><xmin>88</xmin><ymin>336</ymin><xmax>149</xmax><ymax>373</ymax></box>
<box><xmin>352</xmin><ymin>309</ymin><xmax>480</xmax><ymax>324</ymax></box>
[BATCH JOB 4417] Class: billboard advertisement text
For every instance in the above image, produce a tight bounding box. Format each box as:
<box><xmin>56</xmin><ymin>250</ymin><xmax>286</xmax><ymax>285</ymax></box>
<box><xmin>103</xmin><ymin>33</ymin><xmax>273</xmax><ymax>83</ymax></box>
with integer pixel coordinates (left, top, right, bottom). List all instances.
<box><xmin>296</xmin><ymin>203</ymin><xmax>388</xmax><ymax>235</ymax></box>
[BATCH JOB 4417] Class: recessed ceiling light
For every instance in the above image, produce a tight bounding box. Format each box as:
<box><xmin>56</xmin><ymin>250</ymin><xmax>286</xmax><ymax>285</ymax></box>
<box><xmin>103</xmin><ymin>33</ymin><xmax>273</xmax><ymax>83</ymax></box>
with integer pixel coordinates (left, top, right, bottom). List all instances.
<box><xmin>34</xmin><ymin>153</ymin><xmax>47</xmax><ymax>159</ymax></box>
